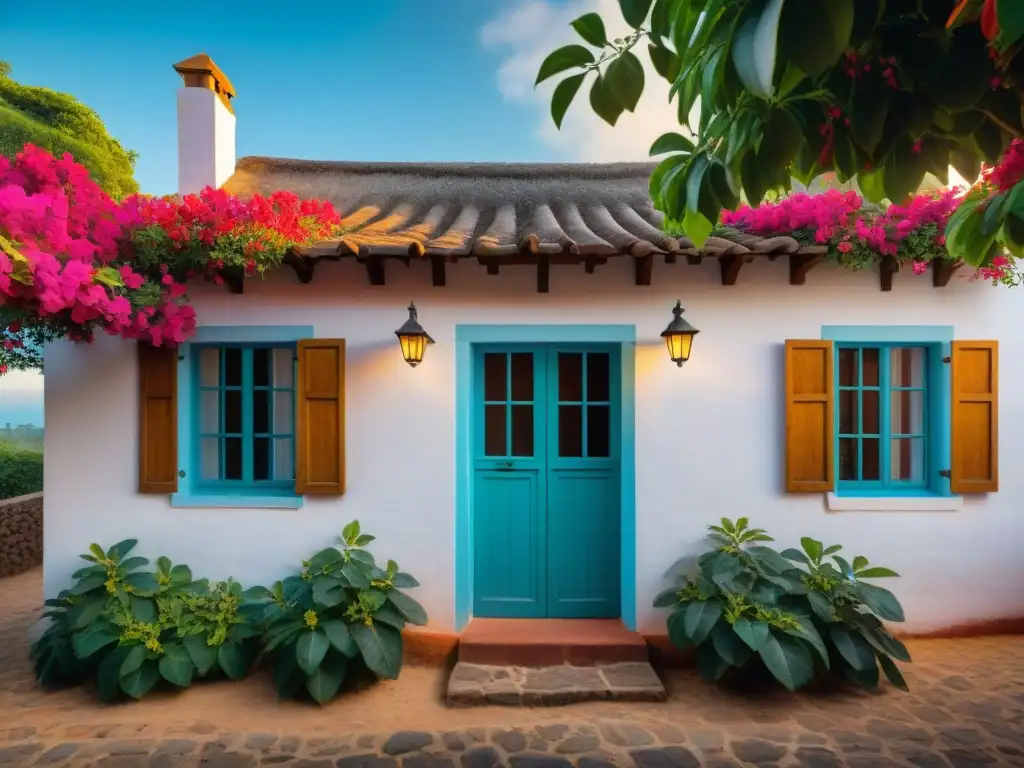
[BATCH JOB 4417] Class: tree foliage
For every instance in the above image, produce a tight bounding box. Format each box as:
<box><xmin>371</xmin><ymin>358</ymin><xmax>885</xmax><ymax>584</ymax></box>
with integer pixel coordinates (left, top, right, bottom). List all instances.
<box><xmin>0</xmin><ymin>61</ymin><xmax>138</xmax><ymax>199</ymax></box>
<box><xmin>537</xmin><ymin>0</ymin><xmax>1024</xmax><ymax>267</ymax></box>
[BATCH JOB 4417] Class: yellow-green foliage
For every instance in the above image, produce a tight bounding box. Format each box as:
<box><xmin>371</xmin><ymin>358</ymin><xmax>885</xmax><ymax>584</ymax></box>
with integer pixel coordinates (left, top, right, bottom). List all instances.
<box><xmin>0</xmin><ymin>62</ymin><xmax>138</xmax><ymax>199</ymax></box>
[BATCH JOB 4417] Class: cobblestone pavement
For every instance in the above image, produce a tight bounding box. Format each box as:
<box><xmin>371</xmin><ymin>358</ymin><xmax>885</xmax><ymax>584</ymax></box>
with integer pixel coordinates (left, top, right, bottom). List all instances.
<box><xmin>3</xmin><ymin>569</ymin><xmax>1024</xmax><ymax>767</ymax></box>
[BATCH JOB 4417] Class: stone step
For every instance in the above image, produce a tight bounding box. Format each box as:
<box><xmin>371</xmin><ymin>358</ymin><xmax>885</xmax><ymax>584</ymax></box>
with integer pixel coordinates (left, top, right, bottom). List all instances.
<box><xmin>457</xmin><ymin>618</ymin><xmax>649</xmax><ymax>666</ymax></box>
<box><xmin>446</xmin><ymin>661</ymin><xmax>667</xmax><ymax>707</ymax></box>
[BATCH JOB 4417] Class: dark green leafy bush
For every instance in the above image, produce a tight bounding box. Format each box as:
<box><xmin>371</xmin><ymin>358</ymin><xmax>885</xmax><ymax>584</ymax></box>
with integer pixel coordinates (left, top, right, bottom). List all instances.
<box><xmin>254</xmin><ymin>521</ymin><xmax>427</xmax><ymax>705</ymax></box>
<box><xmin>654</xmin><ymin>518</ymin><xmax>910</xmax><ymax>692</ymax></box>
<box><xmin>0</xmin><ymin>442</ymin><xmax>43</xmax><ymax>499</ymax></box>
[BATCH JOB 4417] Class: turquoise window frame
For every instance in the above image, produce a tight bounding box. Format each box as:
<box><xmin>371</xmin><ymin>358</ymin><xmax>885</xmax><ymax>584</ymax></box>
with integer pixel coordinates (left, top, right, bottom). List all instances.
<box><xmin>171</xmin><ymin>326</ymin><xmax>313</xmax><ymax>509</ymax></box>
<box><xmin>822</xmin><ymin>326</ymin><xmax>954</xmax><ymax>499</ymax></box>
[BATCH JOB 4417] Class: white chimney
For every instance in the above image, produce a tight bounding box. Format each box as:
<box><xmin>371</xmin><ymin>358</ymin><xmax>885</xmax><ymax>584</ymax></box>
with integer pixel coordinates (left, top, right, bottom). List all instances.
<box><xmin>173</xmin><ymin>54</ymin><xmax>236</xmax><ymax>195</ymax></box>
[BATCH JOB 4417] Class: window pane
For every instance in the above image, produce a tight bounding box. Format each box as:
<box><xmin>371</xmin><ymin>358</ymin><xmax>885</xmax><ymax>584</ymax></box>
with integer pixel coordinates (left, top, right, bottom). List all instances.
<box><xmin>838</xmin><ymin>348</ymin><xmax>858</xmax><ymax>387</ymax></box>
<box><xmin>839</xmin><ymin>438</ymin><xmax>858</xmax><ymax>480</ymax></box>
<box><xmin>891</xmin><ymin>437</ymin><xmax>925</xmax><ymax>482</ymax></box>
<box><xmin>484</xmin><ymin>405</ymin><xmax>506</xmax><ymax>456</ymax></box>
<box><xmin>253</xmin><ymin>348</ymin><xmax>271</xmax><ymax>387</ymax></box>
<box><xmin>861</xmin><ymin>390</ymin><xmax>880</xmax><ymax>435</ymax></box>
<box><xmin>838</xmin><ymin>390</ymin><xmax>858</xmax><ymax>434</ymax></box>
<box><xmin>274</xmin><ymin>438</ymin><xmax>294</xmax><ymax>480</ymax></box>
<box><xmin>254</xmin><ymin>437</ymin><xmax>270</xmax><ymax>480</ymax></box>
<box><xmin>510</xmin><ymin>353</ymin><xmax>533</xmax><ymax>401</ymax></box>
<box><xmin>587</xmin><ymin>353</ymin><xmax>610</xmax><ymax>402</ymax></box>
<box><xmin>862</xmin><ymin>438</ymin><xmax>880</xmax><ymax>480</ymax></box>
<box><xmin>199</xmin><ymin>348</ymin><xmax>220</xmax><ymax>386</ymax></box>
<box><xmin>511</xmin><ymin>405</ymin><xmax>533</xmax><ymax>456</ymax></box>
<box><xmin>200</xmin><ymin>390</ymin><xmax>220</xmax><ymax>433</ymax></box>
<box><xmin>254</xmin><ymin>390</ymin><xmax>270</xmax><ymax>434</ymax></box>
<box><xmin>224</xmin><ymin>437</ymin><xmax>243</xmax><ymax>480</ymax></box>
<box><xmin>225</xmin><ymin>390</ymin><xmax>243</xmax><ymax>434</ymax></box>
<box><xmin>891</xmin><ymin>347</ymin><xmax>925</xmax><ymax>388</ymax></box>
<box><xmin>558</xmin><ymin>353</ymin><xmax>583</xmax><ymax>402</ymax></box>
<box><xmin>224</xmin><ymin>348</ymin><xmax>243</xmax><ymax>387</ymax></box>
<box><xmin>273</xmin><ymin>392</ymin><xmax>293</xmax><ymax>434</ymax></box>
<box><xmin>559</xmin><ymin>405</ymin><xmax>583</xmax><ymax>457</ymax></box>
<box><xmin>862</xmin><ymin>348</ymin><xmax>879</xmax><ymax>387</ymax></box>
<box><xmin>891</xmin><ymin>390</ymin><xmax>925</xmax><ymax>436</ymax></box>
<box><xmin>587</xmin><ymin>405</ymin><xmax>610</xmax><ymax>457</ymax></box>
<box><xmin>200</xmin><ymin>438</ymin><xmax>220</xmax><ymax>480</ymax></box>
<box><xmin>272</xmin><ymin>349</ymin><xmax>294</xmax><ymax>387</ymax></box>
<box><xmin>484</xmin><ymin>354</ymin><xmax>506</xmax><ymax>402</ymax></box>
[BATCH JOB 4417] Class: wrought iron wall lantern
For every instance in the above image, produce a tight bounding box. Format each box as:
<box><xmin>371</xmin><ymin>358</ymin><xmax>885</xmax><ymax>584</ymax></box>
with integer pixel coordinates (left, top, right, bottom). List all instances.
<box><xmin>661</xmin><ymin>300</ymin><xmax>699</xmax><ymax>367</ymax></box>
<box><xmin>395</xmin><ymin>302</ymin><xmax>434</xmax><ymax>367</ymax></box>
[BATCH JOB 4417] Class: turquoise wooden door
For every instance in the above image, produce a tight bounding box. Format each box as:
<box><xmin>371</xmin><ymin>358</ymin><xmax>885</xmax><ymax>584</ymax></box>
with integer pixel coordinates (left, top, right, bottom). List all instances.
<box><xmin>472</xmin><ymin>345</ymin><xmax>620</xmax><ymax>619</ymax></box>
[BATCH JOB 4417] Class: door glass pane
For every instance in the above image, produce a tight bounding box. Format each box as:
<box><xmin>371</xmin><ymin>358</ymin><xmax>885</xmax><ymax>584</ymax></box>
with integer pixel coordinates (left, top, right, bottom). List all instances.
<box><xmin>861</xmin><ymin>390</ymin><xmax>879</xmax><ymax>435</ymax></box>
<box><xmin>838</xmin><ymin>348</ymin><xmax>857</xmax><ymax>387</ymax></box>
<box><xmin>224</xmin><ymin>348</ymin><xmax>243</xmax><ymax>387</ymax></box>
<box><xmin>200</xmin><ymin>390</ymin><xmax>220</xmax><ymax>433</ymax></box>
<box><xmin>511</xmin><ymin>405</ymin><xmax>533</xmax><ymax>456</ymax></box>
<box><xmin>274</xmin><ymin>438</ymin><xmax>294</xmax><ymax>480</ymax></box>
<box><xmin>510</xmin><ymin>353</ymin><xmax>533</xmax><ymax>401</ymax></box>
<box><xmin>891</xmin><ymin>347</ymin><xmax>925</xmax><ymax>387</ymax></box>
<box><xmin>272</xmin><ymin>348</ymin><xmax>294</xmax><ymax>387</ymax></box>
<box><xmin>838</xmin><ymin>390</ymin><xmax>857</xmax><ymax>434</ymax></box>
<box><xmin>484</xmin><ymin>354</ymin><xmax>507</xmax><ymax>401</ymax></box>
<box><xmin>484</xmin><ymin>404</ymin><xmax>507</xmax><ymax>456</ymax></box>
<box><xmin>861</xmin><ymin>348</ymin><xmax>880</xmax><ymax>387</ymax></box>
<box><xmin>559</xmin><ymin>405</ymin><xmax>583</xmax><ymax>457</ymax></box>
<box><xmin>254</xmin><ymin>390</ymin><xmax>270</xmax><ymax>434</ymax></box>
<box><xmin>558</xmin><ymin>353</ymin><xmax>583</xmax><ymax>402</ymax></box>
<box><xmin>891</xmin><ymin>437</ymin><xmax>925</xmax><ymax>481</ymax></box>
<box><xmin>254</xmin><ymin>437</ymin><xmax>270</xmax><ymax>480</ymax></box>
<box><xmin>200</xmin><ymin>438</ymin><xmax>220</xmax><ymax>480</ymax></box>
<box><xmin>891</xmin><ymin>390</ymin><xmax>924</xmax><ymax>436</ymax></box>
<box><xmin>862</xmin><ymin>438</ymin><xmax>880</xmax><ymax>480</ymax></box>
<box><xmin>587</xmin><ymin>405</ymin><xmax>610</xmax><ymax>457</ymax></box>
<box><xmin>225</xmin><ymin>390</ymin><xmax>243</xmax><ymax>434</ymax></box>
<box><xmin>839</xmin><ymin>438</ymin><xmax>858</xmax><ymax>480</ymax></box>
<box><xmin>587</xmin><ymin>353</ymin><xmax>610</xmax><ymax>402</ymax></box>
<box><xmin>253</xmin><ymin>349</ymin><xmax>271</xmax><ymax>387</ymax></box>
<box><xmin>199</xmin><ymin>348</ymin><xmax>220</xmax><ymax>386</ymax></box>
<box><xmin>224</xmin><ymin>437</ymin><xmax>243</xmax><ymax>480</ymax></box>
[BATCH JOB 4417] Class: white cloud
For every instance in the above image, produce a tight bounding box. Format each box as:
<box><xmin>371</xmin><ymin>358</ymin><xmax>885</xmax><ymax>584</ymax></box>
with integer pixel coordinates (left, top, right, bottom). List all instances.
<box><xmin>0</xmin><ymin>369</ymin><xmax>43</xmax><ymax>395</ymax></box>
<box><xmin>481</xmin><ymin>0</ymin><xmax>679</xmax><ymax>162</ymax></box>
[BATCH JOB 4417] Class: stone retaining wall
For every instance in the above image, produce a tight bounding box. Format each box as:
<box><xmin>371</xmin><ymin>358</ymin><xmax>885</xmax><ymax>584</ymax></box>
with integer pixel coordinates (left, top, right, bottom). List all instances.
<box><xmin>0</xmin><ymin>493</ymin><xmax>42</xmax><ymax>577</ymax></box>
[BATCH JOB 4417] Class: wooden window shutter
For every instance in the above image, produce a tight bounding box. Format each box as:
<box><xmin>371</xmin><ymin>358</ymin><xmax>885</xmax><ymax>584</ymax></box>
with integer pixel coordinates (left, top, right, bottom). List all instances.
<box><xmin>296</xmin><ymin>339</ymin><xmax>346</xmax><ymax>494</ymax></box>
<box><xmin>951</xmin><ymin>340</ymin><xmax>998</xmax><ymax>493</ymax></box>
<box><xmin>138</xmin><ymin>342</ymin><xmax>178</xmax><ymax>493</ymax></box>
<box><xmin>785</xmin><ymin>339</ymin><xmax>834</xmax><ymax>493</ymax></box>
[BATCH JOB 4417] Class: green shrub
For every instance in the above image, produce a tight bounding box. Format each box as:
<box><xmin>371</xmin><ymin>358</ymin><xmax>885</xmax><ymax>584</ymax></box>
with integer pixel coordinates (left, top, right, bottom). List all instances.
<box><xmin>254</xmin><ymin>520</ymin><xmax>427</xmax><ymax>705</ymax></box>
<box><xmin>0</xmin><ymin>442</ymin><xmax>43</xmax><ymax>499</ymax></box>
<box><xmin>654</xmin><ymin>517</ymin><xmax>910</xmax><ymax>693</ymax></box>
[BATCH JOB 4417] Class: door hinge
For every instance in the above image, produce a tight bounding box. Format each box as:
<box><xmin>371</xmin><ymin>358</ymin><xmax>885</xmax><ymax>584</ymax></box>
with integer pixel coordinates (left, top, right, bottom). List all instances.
<box><xmin>939</xmin><ymin>469</ymin><xmax>951</xmax><ymax>478</ymax></box>
<box><xmin>942</xmin><ymin>356</ymin><xmax>951</xmax><ymax>363</ymax></box>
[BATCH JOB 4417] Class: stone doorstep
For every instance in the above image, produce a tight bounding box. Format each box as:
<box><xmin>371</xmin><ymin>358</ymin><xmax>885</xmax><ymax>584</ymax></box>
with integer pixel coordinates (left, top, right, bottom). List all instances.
<box><xmin>446</xmin><ymin>661</ymin><xmax>667</xmax><ymax>708</ymax></box>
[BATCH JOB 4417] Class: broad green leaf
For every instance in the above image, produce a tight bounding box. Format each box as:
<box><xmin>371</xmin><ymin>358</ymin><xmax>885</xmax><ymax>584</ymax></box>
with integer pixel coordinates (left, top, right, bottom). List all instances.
<box><xmin>352</xmin><ymin>622</ymin><xmax>404</xmax><ymax>679</ymax></box>
<box><xmin>649</xmin><ymin>0</ymin><xmax>675</xmax><ymax>42</ymax></box>
<box><xmin>683</xmin><ymin>599</ymin><xmax>723</xmax><ymax>645</ymax></box>
<box><xmin>158</xmin><ymin>644</ymin><xmax>194</xmax><ymax>687</ymax></box>
<box><xmin>321</xmin><ymin>620</ymin><xmax>358</xmax><ymax>657</ymax></box>
<box><xmin>88</xmin><ymin>544</ymin><xmax>106</xmax><ymax>561</ymax></box>
<box><xmin>124</xmin><ymin>572</ymin><xmax>159</xmax><ymax>595</ymax></box>
<box><xmin>747</xmin><ymin>546</ymin><xmax>794</xmax><ymax>575</ymax></box>
<box><xmin>71</xmin><ymin>622</ymin><xmax>118</xmax><ymax>659</ymax></box>
<box><xmin>118</xmin><ymin>557</ymin><xmax>149</xmax><ymax>572</ymax></box>
<box><xmin>274</xmin><ymin>649</ymin><xmax>305</xmax><ymax>699</ymax></box>
<box><xmin>552</xmin><ymin>74</ymin><xmax>586</xmax><ymax>129</ymax></box>
<box><xmin>536</xmin><ymin>45</ymin><xmax>596</xmax><ymax>85</ymax></box>
<box><xmin>758</xmin><ymin>631</ymin><xmax>815</xmax><ymax>691</ymax></box>
<box><xmin>830</xmin><ymin>625</ymin><xmax>876</xmax><ymax>671</ymax></box>
<box><xmin>861</xmin><ymin>627</ymin><xmax>911</xmax><ymax>663</ymax></box>
<box><xmin>120</xmin><ymin>660</ymin><xmax>160</xmax><ymax>700</ymax></box>
<box><xmin>682</xmin><ymin>209</ymin><xmax>713</xmax><ymax>248</ymax></box>
<box><xmin>183</xmin><ymin>634</ymin><xmax>218</xmax><ymax>676</ymax></box>
<box><xmin>589</xmin><ymin>72</ymin><xmax>626</xmax><ymax>127</ymax></box>
<box><xmin>710</xmin><ymin>622</ymin><xmax>754</xmax><ymax>667</ymax></box>
<box><xmin>659</xmin><ymin>155</ymin><xmax>692</xmax><ymax>219</ymax></box>
<box><xmin>296</xmin><ymin>630</ymin><xmax>330</xmax><ymax>676</ymax></box>
<box><xmin>306</xmin><ymin>653</ymin><xmax>347</xmax><ymax>705</ymax></box>
<box><xmin>341</xmin><ymin>563</ymin><xmax>371</xmax><ymax>591</ymax></box>
<box><xmin>731</xmin><ymin>0</ymin><xmax>786</xmax><ymax>101</ymax></box>
<box><xmin>667</xmin><ymin>608</ymin><xmax>692</xmax><ymax>649</ymax></box>
<box><xmin>392</xmin><ymin>572</ymin><xmax>420</xmax><ymax>589</ymax></box>
<box><xmin>308</xmin><ymin>547</ymin><xmax>343</xmax><ymax>571</ymax></box>
<box><xmin>70</xmin><ymin>575</ymin><xmax>106</xmax><ymax>596</ymax></box>
<box><xmin>785</xmin><ymin>617</ymin><xmax>830</xmax><ymax>668</ymax></box>
<box><xmin>800</xmin><ymin>537</ymin><xmax>822</xmax><ymax>561</ymax></box>
<box><xmin>851</xmin><ymin>81</ymin><xmax>889</xmax><ymax>157</ymax></box>
<box><xmin>130</xmin><ymin>596</ymin><xmax>157</xmax><ymax>624</ymax></box>
<box><xmin>732</xmin><ymin>618</ymin><xmax>770</xmax><ymax>651</ymax></box>
<box><xmin>806</xmin><ymin>591</ymin><xmax>835</xmax><ymax>622</ymax></box>
<box><xmin>778</xmin><ymin>0</ymin><xmax>853</xmax><ymax>77</ymax></box>
<box><xmin>653</xmin><ymin>586</ymin><xmax>682</xmax><ymax>608</ymax></box>
<box><xmin>571</xmin><ymin>13</ymin><xmax>609</xmax><ymax>47</ymax></box>
<box><xmin>696</xmin><ymin>640</ymin><xmax>732</xmax><ymax>682</ymax></box>
<box><xmin>119</xmin><ymin>645</ymin><xmax>146</xmax><ymax>678</ymax></box>
<box><xmin>312</xmin><ymin>578</ymin><xmax>345</xmax><ymax>608</ymax></box>
<box><xmin>372</xmin><ymin>605</ymin><xmax>407</xmax><ymax>629</ymax></box>
<box><xmin>650</xmin><ymin>132</ymin><xmax>695</xmax><ymax>158</ymax></box>
<box><xmin>855</xmin><ymin>583</ymin><xmax>905</xmax><ymax>622</ymax></box>
<box><xmin>107</xmin><ymin>539</ymin><xmax>138</xmax><ymax>560</ymax></box>
<box><xmin>218</xmin><ymin>640</ymin><xmax>250</xmax><ymax>680</ymax></box>
<box><xmin>97</xmin><ymin>645</ymin><xmax>131</xmax><ymax>703</ymax></box>
<box><xmin>877</xmin><ymin>653</ymin><xmax>909</xmax><ymax>691</ymax></box>
<box><xmin>882</xmin><ymin>140</ymin><xmax>928</xmax><ymax>203</ymax></box>
<box><xmin>618</xmin><ymin>0</ymin><xmax>654</xmax><ymax>28</ymax></box>
<box><xmin>858</xmin><ymin>167</ymin><xmax>887</xmax><ymax>203</ymax></box>
<box><xmin>843</xmin><ymin>658</ymin><xmax>881</xmax><ymax>691</ymax></box>
<box><xmin>388</xmin><ymin>590</ymin><xmax>428</xmax><ymax>626</ymax></box>
<box><xmin>648</xmin><ymin>44</ymin><xmax>680</xmax><ymax>83</ymax></box>
<box><xmin>685</xmin><ymin>155</ymin><xmax>710</xmax><ymax>216</ymax></box>
<box><xmin>833</xmin><ymin>556</ymin><xmax>854</xmax><ymax>579</ymax></box>
<box><xmin>997</xmin><ymin>1</ymin><xmax>1024</xmax><ymax>53</ymax></box>
<box><xmin>740</xmin><ymin>151</ymin><xmax>767</xmax><ymax>206</ymax></box>
<box><xmin>856</xmin><ymin>567</ymin><xmax>899</xmax><ymax>579</ymax></box>
<box><xmin>780</xmin><ymin>548</ymin><xmax>809</xmax><ymax>565</ymax></box>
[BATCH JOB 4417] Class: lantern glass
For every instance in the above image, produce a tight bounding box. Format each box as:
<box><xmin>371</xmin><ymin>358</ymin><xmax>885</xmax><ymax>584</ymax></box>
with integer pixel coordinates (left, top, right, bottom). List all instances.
<box><xmin>664</xmin><ymin>332</ymin><xmax>694</xmax><ymax>365</ymax></box>
<box><xmin>399</xmin><ymin>333</ymin><xmax>428</xmax><ymax>367</ymax></box>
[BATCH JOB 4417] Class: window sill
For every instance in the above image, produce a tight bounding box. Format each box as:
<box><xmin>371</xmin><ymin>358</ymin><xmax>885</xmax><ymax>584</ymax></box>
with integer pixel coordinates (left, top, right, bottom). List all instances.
<box><xmin>170</xmin><ymin>492</ymin><xmax>303</xmax><ymax>510</ymax></box>
<box><xmin>826</xmin><ymin>493</ymin><xmax>963</xmax><ymax>512</ymax></box>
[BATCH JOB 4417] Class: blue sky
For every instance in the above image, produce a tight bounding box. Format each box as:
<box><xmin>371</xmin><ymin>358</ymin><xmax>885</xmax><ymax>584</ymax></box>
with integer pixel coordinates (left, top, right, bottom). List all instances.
<box><xmin>0</xmin><ymin>0</ymin><xmax>671</xmax><ymax>426</ymax></box>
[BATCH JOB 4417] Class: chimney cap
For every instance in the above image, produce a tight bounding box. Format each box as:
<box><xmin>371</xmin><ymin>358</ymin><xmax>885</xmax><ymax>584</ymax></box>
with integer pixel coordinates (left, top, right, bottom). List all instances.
<box><xmin>173</xmin><ymin>53</ymin><xmax>236</xmax><ymax>104</ymax></box>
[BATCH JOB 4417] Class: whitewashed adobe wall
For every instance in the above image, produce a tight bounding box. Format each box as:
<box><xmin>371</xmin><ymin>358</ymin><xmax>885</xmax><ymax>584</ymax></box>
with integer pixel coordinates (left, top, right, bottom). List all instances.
<box><xmin>43</xmin><ymin>258</ymin><xmax>1024</xmax><ymax>634</ymax></box>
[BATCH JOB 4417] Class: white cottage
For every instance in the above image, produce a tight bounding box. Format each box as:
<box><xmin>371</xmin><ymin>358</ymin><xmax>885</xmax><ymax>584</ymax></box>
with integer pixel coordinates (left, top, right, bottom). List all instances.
<box><xmin>42</xmin><ymin>55</ymin><xmax>1024</xmax><ymax>660</ymax></box>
